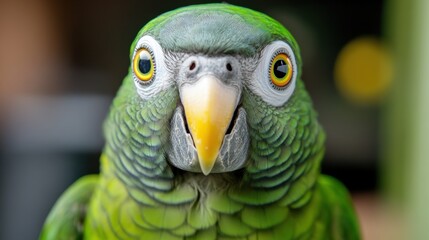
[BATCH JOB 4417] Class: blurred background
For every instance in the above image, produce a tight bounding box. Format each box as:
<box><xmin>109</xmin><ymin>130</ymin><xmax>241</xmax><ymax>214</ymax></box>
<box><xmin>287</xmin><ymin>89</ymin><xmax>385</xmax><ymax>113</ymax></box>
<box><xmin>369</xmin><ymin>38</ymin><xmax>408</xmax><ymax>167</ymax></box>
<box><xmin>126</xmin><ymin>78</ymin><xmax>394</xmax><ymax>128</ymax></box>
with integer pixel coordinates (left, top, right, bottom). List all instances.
<box><xmin>0</xmin><ymin>0</ymin><xmax>427</xmax><ymax>239</ymax></box>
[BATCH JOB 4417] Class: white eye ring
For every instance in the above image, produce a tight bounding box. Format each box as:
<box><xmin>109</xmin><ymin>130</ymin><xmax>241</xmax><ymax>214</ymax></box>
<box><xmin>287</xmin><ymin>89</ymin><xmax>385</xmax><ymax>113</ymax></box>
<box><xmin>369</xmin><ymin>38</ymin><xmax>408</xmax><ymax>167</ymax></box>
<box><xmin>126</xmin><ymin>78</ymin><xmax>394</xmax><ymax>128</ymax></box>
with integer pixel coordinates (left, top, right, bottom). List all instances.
<box><xmin>250</xmin><ymin>41</ymin><xmax>298</xmax><ymax>106</ymax></box>
<box><xmin>132</xmin><ymin>35</ymin><xmax>170</xmax><ymax>99</ymax></box>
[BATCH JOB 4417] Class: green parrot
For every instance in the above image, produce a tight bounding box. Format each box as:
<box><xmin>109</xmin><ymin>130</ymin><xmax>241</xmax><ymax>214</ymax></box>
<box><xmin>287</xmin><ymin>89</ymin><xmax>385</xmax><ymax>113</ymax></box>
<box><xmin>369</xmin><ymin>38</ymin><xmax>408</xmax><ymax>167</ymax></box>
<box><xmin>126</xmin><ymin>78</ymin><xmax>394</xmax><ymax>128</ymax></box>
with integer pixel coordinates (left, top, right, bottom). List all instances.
<box><xmin>40</xmin><ymin>3</ymin><xmax>360</xmax><ymax>240</ymax></box>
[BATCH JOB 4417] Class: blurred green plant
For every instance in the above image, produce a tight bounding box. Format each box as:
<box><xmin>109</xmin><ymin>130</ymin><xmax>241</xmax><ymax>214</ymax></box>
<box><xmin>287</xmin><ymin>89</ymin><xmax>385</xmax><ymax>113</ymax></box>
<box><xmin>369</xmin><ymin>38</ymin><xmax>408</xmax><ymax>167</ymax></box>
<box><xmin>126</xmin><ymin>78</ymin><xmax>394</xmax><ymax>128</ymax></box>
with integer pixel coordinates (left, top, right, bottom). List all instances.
<box><xmin>383</xmin><ymin>0</ymin><xmax>429</xmax><ymax>239</ymax></box>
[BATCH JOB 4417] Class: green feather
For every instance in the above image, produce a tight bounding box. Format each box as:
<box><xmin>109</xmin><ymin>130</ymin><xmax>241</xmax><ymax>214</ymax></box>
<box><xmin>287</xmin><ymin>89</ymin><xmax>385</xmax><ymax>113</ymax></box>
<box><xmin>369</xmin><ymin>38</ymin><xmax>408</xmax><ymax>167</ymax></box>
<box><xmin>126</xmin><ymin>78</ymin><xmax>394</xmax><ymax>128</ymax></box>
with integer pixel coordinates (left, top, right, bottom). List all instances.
<box><xmin>289</xmin><ymin>189</ymin><xmax>321</xmax><ymax>238</ymax></box>
<box><xmin>123</xmin><ymin>201</ymin><xmax>156</xmax><ymax>230</ymax></box>
<box><xmin>318</xmin><ymin>176</ymin><xmax>361</xmax><ymax>240</ymax></box>
<box><xmin>170</xmin><ymin>224</ymin><xmax>197</xmax><ymax>237</ymax></box>
<box><xmin>186</xmin><ymin>227</ymin><xmax>216</xmax><ymax>240</ymax></box>
<box><xmin>141</xmin><ymin>206</ymin><xmax>186</xmax><ymax>229</ymax></box>
<box><xmin>40</xmin><ymin>175</ymin><xmax>98</xmax><ymax>240</ymax></box>
<box><xmin>218</xmin><ymin>214</ymin><xmax>253</xmax><ymax>237</ymax></box>
<box><xmin>241</xmin><ymin>204</ymin><xmax>289</xmax><ymax>229</ymax></box>
<box><xmin>290</xmin><ymin>190</ymin><xmax>312</xmax><ymax>209</ymax></box>
<box><xmin>279</xmin><ymin>169</ymin><xmax>317</xmax><ymax>207</ymax></box>
<box><xmin>207</xmin><ymin>192</ymin><xmax>243</xmax><ymax>214</ymax></box>
<box><xmin>228</xmin><ymin>184</ymin><xmax>290</xmax><ymax>205</ymax></box>
<box><xmin>152</xmin><ymin>184</ymin><xmax>198</xmax><ymax>205</ymax></box>
<box><xmin>128</xmin><ymin>188</ymin><xmax>157</xmax><ymax>206</ymax></box>
<box><xmin>187</xmin><ymin>204</ymin><xmax>218</xmax><ymax>229</ymax></box>
<box><xmin>140</xmin><ymin>230</ymin><xmax>182</xmax><ymax>240</ymax></box>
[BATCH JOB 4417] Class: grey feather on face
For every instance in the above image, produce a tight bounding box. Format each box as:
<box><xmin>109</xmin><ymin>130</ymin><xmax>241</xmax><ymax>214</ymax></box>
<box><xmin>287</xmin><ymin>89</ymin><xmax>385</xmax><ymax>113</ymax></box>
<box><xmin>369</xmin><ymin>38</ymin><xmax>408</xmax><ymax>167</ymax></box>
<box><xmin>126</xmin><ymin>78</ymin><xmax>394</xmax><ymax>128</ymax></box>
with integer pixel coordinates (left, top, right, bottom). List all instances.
<box><xmin>156</xmin><ymin>11</ymin><xmax>269</xmax><ymax>56</ymax></box>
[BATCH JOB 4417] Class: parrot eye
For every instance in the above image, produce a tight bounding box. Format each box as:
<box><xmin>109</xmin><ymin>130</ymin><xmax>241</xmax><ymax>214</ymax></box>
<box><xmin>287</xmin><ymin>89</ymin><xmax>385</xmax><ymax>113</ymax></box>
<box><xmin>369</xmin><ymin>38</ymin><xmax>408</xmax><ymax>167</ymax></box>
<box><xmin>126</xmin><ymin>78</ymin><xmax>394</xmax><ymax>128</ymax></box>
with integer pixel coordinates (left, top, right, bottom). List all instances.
<box><xmin>133</xmin><ymin>48</ymin><xmax>155</xmax><ymax>83</ymax></box>
<box><xmin>132</xmin><ymin>35</ymin><xmax>170</xmax><ymax>99</ymax></box>
<box><xmin>250</xmin><ymin>41</ymin><xmax>298</xmax><ymax>107</ymax></box>
<box><xmin>270</xmin><ymin>52</ymin><xmax>293</xmax><ymax>88</ymax></box>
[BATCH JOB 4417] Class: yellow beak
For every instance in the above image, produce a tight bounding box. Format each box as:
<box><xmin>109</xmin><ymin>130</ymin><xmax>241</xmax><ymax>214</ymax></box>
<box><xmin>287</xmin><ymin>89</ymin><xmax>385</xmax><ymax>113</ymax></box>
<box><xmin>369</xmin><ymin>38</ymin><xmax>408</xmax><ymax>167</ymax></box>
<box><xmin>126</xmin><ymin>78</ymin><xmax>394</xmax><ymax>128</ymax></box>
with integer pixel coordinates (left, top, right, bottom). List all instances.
<box><xmin>180</xmin><ymin>75</ymin><xmax>239</xmax><ymax>175</ymax></box>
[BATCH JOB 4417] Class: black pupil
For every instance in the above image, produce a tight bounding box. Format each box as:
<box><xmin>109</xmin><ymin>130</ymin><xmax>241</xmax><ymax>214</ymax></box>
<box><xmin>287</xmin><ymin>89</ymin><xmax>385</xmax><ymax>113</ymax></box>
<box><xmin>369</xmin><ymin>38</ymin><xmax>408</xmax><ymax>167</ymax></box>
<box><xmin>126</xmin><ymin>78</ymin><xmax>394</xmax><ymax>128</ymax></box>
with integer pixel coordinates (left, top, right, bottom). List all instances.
<box><xmin>138</xmin><ymin>54</ymin><xmax>151</xmax><ymax>74</ymax></box>
<box><xmin>273</xmin><ymin>59</ymin><xmax>288</xmax><ymax>79</ymax></box>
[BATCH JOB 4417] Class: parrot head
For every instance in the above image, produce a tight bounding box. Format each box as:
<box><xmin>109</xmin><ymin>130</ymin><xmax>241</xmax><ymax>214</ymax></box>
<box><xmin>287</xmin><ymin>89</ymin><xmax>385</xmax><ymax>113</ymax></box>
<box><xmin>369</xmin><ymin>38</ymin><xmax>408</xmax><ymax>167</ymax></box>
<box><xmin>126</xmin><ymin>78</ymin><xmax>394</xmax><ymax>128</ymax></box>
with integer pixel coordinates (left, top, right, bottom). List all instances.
<box><xmin>105</xmin><ymin>4</ymin><xmax>322</xmax><ymax>190</ymax></box>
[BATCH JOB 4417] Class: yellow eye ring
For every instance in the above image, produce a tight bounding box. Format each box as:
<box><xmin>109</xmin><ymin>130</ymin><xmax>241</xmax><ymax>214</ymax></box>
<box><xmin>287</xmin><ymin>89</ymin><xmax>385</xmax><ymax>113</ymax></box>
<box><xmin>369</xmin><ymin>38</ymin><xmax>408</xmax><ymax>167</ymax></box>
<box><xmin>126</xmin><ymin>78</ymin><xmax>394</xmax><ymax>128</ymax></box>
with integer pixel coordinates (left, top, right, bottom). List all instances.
<box><xmin>133</xmin><ymin>48</ymin><xmax>155</xmax><ymax>82</ymax></box>
<box><xmin>270</xmin><ymin>53</ymin><xmax>293</xmax><ymax>88</ymax></box>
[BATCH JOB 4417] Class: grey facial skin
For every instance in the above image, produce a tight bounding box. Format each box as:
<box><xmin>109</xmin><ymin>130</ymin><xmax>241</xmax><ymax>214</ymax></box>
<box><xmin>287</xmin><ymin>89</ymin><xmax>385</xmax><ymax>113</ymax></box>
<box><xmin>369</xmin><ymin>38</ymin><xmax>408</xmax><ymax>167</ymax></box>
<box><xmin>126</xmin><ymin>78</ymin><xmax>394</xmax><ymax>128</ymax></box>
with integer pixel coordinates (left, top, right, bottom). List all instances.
<box><xmin>168</xmin><ymin>106</ymin><xmax>249</xmax><ymax>173</ymax></box>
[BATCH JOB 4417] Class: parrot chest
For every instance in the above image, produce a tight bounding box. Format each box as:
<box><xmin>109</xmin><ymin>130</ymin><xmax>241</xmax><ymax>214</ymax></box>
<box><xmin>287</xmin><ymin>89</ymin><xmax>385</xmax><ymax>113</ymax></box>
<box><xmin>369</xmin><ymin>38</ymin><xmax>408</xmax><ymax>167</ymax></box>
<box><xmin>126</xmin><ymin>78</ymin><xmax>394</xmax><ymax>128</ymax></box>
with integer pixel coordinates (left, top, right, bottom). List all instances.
<box><xmin>84</xmin><ymin>173</ymin><xmax>329</xmax><ymax>240</ymax></box>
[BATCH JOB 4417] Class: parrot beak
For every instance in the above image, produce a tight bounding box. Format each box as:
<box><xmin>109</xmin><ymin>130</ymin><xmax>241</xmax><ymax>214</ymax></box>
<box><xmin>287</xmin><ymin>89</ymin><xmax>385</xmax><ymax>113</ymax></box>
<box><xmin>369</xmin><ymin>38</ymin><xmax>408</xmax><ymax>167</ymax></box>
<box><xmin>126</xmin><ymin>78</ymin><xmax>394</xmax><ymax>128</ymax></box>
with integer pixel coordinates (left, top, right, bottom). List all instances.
<box><xmin>180</xmin><ymin>75</ymin><xmax>239</xmax><ymax>175</ymax></box>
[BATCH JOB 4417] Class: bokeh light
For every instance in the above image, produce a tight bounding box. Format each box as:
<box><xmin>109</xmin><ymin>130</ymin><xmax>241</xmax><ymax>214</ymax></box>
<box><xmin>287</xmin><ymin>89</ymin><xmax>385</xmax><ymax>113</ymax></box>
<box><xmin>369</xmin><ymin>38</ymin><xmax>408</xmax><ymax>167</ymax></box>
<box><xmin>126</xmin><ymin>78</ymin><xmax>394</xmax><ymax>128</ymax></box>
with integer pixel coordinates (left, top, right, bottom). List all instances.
<box><xmin>334</xmin><ymin>37</ymin><xmax>393</xmax><ymax>105</ymax></box>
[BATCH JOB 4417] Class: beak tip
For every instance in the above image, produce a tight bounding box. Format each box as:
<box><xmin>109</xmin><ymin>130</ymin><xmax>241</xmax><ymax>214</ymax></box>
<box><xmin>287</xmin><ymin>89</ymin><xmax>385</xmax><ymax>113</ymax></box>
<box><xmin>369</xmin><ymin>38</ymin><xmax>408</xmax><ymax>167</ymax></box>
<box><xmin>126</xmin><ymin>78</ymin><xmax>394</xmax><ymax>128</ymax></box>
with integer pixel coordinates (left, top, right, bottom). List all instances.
<box><xmin>200</xmin><ymin>163</ymin><xmax>214</xmax><ymax>176</ymax></box>
<box><xmin>199</xmin><ymin>155</ymin><xmax>216</xmax><ymax>175</ymax></box>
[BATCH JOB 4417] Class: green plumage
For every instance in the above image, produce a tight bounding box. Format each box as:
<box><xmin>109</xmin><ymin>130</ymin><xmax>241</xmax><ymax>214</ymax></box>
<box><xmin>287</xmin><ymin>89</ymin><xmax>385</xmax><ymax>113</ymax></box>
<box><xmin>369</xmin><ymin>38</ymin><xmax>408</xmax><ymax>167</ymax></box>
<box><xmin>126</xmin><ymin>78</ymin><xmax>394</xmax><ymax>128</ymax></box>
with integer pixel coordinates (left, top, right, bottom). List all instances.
<box><xmin>41</xmin><ymin>3</ymin><xmax>360</xmax><ymax>240</ymax></box>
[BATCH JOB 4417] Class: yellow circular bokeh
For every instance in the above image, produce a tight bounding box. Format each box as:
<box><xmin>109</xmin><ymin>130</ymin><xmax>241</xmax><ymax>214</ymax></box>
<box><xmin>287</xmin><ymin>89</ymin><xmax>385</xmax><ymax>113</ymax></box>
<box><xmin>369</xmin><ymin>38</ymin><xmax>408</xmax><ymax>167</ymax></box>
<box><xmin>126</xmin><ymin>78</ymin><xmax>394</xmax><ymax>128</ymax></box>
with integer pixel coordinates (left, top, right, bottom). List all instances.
<box><xmin>334</xmin><ymin>37</ymin><xmax>393</xmax><ymax>104</ymax></box>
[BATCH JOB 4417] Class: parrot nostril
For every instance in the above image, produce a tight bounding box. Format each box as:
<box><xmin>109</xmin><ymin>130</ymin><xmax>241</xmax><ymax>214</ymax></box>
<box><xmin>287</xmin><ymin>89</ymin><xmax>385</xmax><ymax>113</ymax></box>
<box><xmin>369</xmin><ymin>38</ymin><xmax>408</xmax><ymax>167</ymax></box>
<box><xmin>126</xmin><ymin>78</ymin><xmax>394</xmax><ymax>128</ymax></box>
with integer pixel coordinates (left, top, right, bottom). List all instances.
<box><xmin>189</xmin><ymin>61</ymin><xmax>196</xmax><ymax>71</ymax></box>
<box><xmin>226</xmin><ymin>63</ymin><xmax>233</xmax><ymax>72</ymax></box>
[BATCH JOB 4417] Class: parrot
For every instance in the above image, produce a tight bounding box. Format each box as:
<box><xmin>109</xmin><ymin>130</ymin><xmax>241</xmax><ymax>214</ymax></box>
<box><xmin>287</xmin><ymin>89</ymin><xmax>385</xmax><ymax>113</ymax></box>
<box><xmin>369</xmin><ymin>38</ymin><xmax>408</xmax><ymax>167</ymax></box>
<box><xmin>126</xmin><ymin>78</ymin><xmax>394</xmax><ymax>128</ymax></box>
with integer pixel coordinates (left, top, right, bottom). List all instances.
<box><xmin>40</xmin><ymin>3</ymin><xmax>360</xmax><ymax>240</ymax></box>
